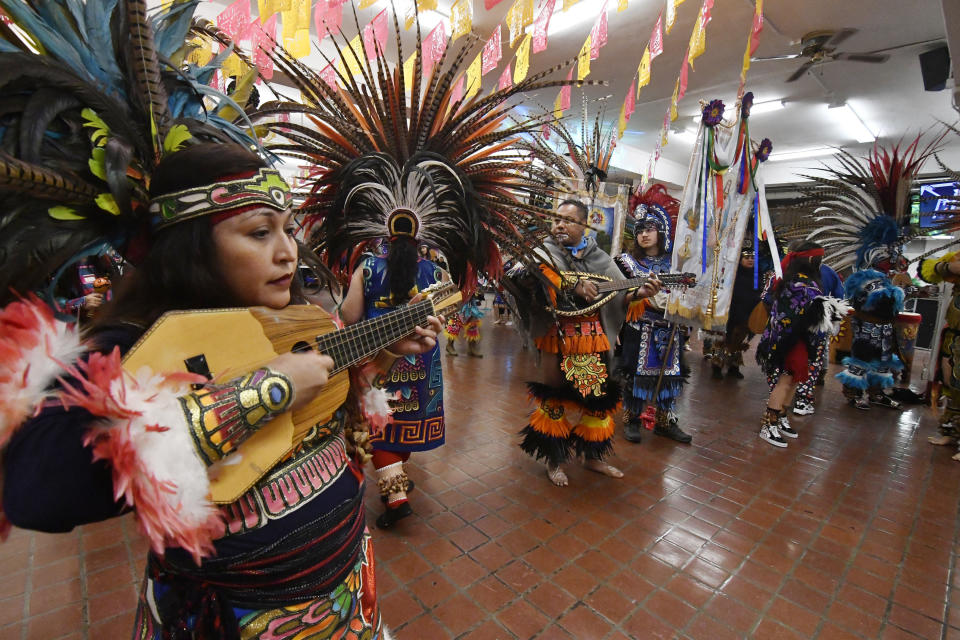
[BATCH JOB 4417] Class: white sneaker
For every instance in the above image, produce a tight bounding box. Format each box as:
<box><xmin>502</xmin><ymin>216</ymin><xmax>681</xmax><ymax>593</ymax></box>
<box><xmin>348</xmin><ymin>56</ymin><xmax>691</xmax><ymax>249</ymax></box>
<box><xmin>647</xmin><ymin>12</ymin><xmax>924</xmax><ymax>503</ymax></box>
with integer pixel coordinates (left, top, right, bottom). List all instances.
<box><xmin>760</xmin><ymin>422</ymin><xmax>788</xmax><ymax>448</ymax></box>
<box><xmin>793</xmin><ymin>401</ymin><xmax>815</xmax><ymax>416</ymax></box>
<box><xmin>779</xmin><ymin>416</ymin><xmax>798</xmax><ymax>439</ymax></box>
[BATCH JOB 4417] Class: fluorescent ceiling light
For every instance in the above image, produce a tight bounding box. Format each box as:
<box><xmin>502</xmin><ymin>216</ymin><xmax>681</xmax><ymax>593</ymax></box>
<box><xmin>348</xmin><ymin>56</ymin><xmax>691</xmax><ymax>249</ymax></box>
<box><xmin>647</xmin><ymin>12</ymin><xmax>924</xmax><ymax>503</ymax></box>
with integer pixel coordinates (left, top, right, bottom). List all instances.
<box><xmin>750</xmin><ymin>100</ymin><xmax>785</xmax><ymax>115</ymax></box>
<box><xmin>524</xmin><ymin>1</ymin><xmax>604</xmax><ymax>38</ymax></box>
<box><xmin>767</xmin><ymin>147</ymin><xmax>840</xmax><ymax>162</ymax></box>
<box><xmin>828</xmin><ymin>103</ymin><xmax>875</xmax><ymax>144</ymax></box>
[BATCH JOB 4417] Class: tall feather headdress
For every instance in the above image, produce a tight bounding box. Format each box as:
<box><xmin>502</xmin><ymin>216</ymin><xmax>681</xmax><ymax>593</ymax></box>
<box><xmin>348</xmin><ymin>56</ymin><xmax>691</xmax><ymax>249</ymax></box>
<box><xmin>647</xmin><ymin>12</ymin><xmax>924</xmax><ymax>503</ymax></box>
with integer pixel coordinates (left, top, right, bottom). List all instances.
<box><xmin>0</xmin><ymin>0</ymin><xmax>264</xmax><ymax>306</ymax></box>
<box><xmin>252</xmin><ymin>7</ymin><xmax>599</xmax><ymax>290</ymax></box>
<box><xmin>805</xmin><ymin>133</ymin><xmax>960</xmax><ymax>272</ymax></box>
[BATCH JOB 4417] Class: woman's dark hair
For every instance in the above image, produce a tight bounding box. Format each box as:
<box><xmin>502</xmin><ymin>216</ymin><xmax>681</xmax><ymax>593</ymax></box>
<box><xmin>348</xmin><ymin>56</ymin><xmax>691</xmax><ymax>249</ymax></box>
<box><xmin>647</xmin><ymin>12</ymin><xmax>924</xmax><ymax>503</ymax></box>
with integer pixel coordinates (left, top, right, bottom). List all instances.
<box><xmin>774</xmin><ymin>239</ymin><xmax>823</xmax><ymax>296</ymax></box>
<box><xmin>92</xmin><ymin>143</ymin><xmax>323</xmax><ymax>331</ymax></box>
<box><xmin>387</xmin><ymin>235</ymin><xmax>420</xmax><ymax>303</ymax></box>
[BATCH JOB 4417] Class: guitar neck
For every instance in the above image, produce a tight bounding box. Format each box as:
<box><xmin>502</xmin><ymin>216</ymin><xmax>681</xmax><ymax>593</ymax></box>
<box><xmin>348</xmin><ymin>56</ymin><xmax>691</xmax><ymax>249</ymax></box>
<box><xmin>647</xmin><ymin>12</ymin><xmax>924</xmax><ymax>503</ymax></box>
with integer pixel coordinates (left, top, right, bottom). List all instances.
<box><xmin>315</xmin><ymin>300</ymin><xmax>433</xmax><ymax>373</ymax></box>
<box><xmin>596</xmin><ymin>276</ymin><xmax>651</xmax><ymax>294</ymax></box>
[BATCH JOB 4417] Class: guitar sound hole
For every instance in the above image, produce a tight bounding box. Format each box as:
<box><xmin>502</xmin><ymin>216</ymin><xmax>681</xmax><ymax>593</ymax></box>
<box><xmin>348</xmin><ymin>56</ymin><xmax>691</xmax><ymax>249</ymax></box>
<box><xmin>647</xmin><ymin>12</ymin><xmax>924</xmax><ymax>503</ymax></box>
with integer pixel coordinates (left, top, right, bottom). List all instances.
<box><xmin>291</xmin><ymin>341</ymin><xmax>313</xmax><ymax>353</ymax></box>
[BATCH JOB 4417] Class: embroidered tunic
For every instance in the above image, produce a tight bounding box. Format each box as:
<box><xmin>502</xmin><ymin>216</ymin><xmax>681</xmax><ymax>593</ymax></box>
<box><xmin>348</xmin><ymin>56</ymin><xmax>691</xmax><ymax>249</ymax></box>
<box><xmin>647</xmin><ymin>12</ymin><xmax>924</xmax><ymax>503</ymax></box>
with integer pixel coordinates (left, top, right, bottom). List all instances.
<box><xmin>361</xmin><ymin>255</ymin><xmax>446</xmax><ymax>452</ymax></box>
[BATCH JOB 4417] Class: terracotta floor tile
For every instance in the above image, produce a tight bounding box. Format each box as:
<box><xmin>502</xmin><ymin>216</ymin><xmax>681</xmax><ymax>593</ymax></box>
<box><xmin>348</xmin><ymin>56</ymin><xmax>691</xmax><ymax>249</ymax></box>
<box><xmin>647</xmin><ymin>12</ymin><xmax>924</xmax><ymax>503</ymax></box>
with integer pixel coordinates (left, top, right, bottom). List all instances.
<box><xmin>433</xmin><ymin>593</ymin><xmax>486</xmax><ymax>636</ymax></box>
<box><xmin>496</xmin><ymin>600</ymin><xmax>550</xmax><ymax>640</ymax></box>
<box><xmin>468</xmin><ymin>576</ymin><xmax>517</xmax><ymax>614</ymax></box>
<box><xmin>25</xmin><ymin>604</ymin><xmax>83</xmax><ymax>639</ymax></box>
<box><xmin>28</xmin><ymin>578</ymin><xmax>82</xmax><ymax>616</ymax></box>
<box><xmin>526</xmin><ymin>582</ymin><xmax>576</xmax><ymax>620</ymax></box>
<box><xmin>395</xmin><ymin>613</ymin><xmax>449</xmax><ymax>640</ymax></box>
<box><xmin>5</xmin><ymin>327</ymin><xmax>960</xmax><ymax>640</ymax></box>
<box><xmin>645</xmin><ymin>589</ymin><xmax>698</xmax><ymax>630</ymax></box>
<box><xmin>887</xmin><ymin>603</ymin><xmax>944</xmax><ymax>639</ymax></box>
<box><xmin>623</xmin><ymin>607</ymin><xmax>678</xmax><ymax>640</ymax></box>
<box><xmin>827</xmin><ymin>600</ymin><xmax>883</xmax><ymax>638</ymax></box>
<box><xmin>767</xmin><ymin>595</ymin><xmax>824</xmax><ymax>637</ymax></box>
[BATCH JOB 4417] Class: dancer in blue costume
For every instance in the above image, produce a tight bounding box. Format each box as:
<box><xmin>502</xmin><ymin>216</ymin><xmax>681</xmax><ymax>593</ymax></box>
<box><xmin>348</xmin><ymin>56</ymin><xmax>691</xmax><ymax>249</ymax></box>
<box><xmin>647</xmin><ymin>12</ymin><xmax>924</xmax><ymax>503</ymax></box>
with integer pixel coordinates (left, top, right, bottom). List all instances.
<box><xmin>341</xmin><ymin>229</ymin><xmax>446</xmax><ymax>529</ymax></box>
<box><xmin>615</xmin><ymin>185</ymin><xmax>692</xmax><ymax>445</ymax></box>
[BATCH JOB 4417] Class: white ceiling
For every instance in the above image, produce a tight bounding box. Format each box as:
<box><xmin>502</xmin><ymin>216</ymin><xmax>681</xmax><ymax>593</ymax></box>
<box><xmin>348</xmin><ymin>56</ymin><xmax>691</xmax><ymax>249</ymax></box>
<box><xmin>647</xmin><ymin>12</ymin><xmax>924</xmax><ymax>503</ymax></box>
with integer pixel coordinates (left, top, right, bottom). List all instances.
<box><xmin>187</xmin><ymin>0</ymin><xmax>959</xmax><ymax>187</ymax></box>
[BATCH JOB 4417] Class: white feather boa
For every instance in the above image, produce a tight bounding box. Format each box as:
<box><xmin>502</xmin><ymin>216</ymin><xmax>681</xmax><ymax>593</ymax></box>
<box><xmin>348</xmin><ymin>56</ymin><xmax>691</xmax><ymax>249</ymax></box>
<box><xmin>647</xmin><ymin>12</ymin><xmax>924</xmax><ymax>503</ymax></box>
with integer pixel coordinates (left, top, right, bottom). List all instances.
<box><xmin>59</xmin><ymin>348</ymin><xmax>223</xmax><ymax>564</ymax></box>
<box><xmin>0</xmin><ymin>297</ymin><xmax>85</xmax><ymax>446</ymax></box>
<box><xmin>0</xmin><ymin>297</ymin><xmax>86</xmax><ymax>539</ymax></box>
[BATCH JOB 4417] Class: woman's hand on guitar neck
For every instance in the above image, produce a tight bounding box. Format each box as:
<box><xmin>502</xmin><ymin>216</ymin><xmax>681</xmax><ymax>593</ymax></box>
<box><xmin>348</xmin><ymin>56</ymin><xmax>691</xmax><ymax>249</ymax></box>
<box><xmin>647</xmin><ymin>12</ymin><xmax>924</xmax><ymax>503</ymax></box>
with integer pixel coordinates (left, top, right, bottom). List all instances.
<box><xmin>267</xmin><ymin>351</ymin><xmax>335</xmax><ymax>411</ymax></box>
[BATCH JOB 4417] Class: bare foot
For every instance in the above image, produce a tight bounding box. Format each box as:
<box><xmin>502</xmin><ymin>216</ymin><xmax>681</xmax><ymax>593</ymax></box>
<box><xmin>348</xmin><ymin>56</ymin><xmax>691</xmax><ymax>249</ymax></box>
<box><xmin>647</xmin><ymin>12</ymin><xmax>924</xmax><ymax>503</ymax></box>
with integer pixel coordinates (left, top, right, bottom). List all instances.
<box><xmin>953</xmin><ymin>451</ymin><xmax>960</xmax><ymax>462</ymax></box>
<box><xmin>546</xmin><ymin>463</ymin><xmax>568</xmax><ymax>487</ymax></box>
<box><xmin>928</xmin><ymin>434</ymin><xmax>955</xmax><ymax>446</ymax></box>
<box><xmin>583</xmin><ymin>459</ymin><xmax>624</xmax><ymax>478</ymax></box>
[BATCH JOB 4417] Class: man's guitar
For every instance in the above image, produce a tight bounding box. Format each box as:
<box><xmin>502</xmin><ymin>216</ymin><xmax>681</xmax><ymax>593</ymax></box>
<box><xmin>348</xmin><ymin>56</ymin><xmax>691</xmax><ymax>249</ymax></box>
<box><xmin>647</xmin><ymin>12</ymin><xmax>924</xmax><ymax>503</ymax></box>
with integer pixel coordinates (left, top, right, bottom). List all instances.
<box><xmin>122</xmin><ymin>283</ymin><xmax>461</xmax><ymax>503</ymax></box>
<box><xmin>554</xmin><ymin>271</ymin><xmax>697</xmax><ymax>316</ymax></box>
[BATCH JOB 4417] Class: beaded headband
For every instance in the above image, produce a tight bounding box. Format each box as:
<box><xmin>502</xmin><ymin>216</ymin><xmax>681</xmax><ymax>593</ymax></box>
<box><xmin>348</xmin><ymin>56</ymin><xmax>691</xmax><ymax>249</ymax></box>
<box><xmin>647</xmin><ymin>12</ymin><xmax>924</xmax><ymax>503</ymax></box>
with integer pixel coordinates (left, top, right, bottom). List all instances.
<box><xmin>149</xmin><ymin>168</ymin><xmax>293</xmax><ymax>229</ymax></box>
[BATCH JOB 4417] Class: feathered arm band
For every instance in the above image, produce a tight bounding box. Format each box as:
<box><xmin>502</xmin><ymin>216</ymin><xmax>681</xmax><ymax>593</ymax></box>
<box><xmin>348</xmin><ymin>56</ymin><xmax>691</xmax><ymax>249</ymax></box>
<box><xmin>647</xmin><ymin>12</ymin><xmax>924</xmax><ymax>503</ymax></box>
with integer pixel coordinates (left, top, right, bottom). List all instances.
<box><xmin>920</xmin><ymin>251</ymin><xmax>959</xmax><ymax>285</ymax></box>
<box><xmin>807</xmin><ymin>296</ymin><xmax>853</xmax><ymax>337</ymax></box>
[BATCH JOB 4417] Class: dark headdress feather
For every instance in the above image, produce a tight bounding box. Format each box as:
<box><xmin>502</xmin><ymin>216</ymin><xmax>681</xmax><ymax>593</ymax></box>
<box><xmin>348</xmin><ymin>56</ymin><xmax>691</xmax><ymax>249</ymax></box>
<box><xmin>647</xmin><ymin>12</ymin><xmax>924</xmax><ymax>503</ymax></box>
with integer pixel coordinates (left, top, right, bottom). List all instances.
<box><xmin>253</xmin><ymin>4</ymin><xmax>602</xmax><ymax>290</ymax></box>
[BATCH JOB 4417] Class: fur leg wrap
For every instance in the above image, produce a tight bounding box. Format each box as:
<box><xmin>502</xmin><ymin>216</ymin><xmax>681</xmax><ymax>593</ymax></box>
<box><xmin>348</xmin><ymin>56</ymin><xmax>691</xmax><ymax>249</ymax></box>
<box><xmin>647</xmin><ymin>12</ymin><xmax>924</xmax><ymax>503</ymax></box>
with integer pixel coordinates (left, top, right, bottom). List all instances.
<box><xmin>571</xmin><ymin>405</ymin><xmax>618</xmax><ymax>460</ymax></box>
<box><xmin>520</xmin><ymin>383</ymin><xmax>574</xmax><ymax>466</ymax></box>
<box><xmin>376</xmin><ymin>462</ymin><xmax>409</xmax><ymax>506</ymax></box>
<box><xmin>59</xmin><ymin>348</ymin><xmax>223</xmax><ymax>564</ymax></box>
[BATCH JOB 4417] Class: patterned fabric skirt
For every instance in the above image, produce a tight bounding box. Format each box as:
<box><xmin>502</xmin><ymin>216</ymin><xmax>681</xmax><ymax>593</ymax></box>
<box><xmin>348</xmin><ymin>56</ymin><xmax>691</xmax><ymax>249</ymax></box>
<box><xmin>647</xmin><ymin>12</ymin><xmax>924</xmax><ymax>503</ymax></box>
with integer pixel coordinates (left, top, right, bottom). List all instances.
<box><xmin>133</xmin><ymin>532</ymin><xmax>383</xmax><ymax>639</ymax></box>
<box><xmin>619</xmin><ymin>319</ymin><xmax>684</xmax><ymax>414</ymax></box>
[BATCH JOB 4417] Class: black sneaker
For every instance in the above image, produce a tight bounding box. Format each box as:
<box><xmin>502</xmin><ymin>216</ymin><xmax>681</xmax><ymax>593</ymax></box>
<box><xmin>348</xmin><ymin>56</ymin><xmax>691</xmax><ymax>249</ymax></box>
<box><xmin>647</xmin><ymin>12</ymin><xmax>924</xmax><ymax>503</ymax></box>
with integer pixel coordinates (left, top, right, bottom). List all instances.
<box><xmin>869</xmin><ymin>393</ymin><xmax>901</xmax><ymax>409</ymax></box>
<box><xmin>623</xmin><ymin>420</ymin><xmax>643</xmax><ymax>443</ymax></box>
<box><xmin>778</xmin><ymin>416</ymin><xmax>798</xmax><ymax>439</ymax></box>
<box><xmin>760</xmin><ymin>422</ymin><xmax>787</xmax><ymax>448</ymax></box>
<box><xmin>726</xmin><ymin>367</ymin><xmax>744</xmax><ymax>379</ymax></box>
<box><xmin>654</xmin><ymin>417</ymin><xmax>693</xmax><ymax>444</ymax></box>
<box><xmin>376</xmin><ymin>502</ymin><xmax>412</xmax><ymax>529</ymax></box>
<box><xmin>711</xmin><ymin>365</ymin><xmax>723</xmax><ymax>380</ymax></box>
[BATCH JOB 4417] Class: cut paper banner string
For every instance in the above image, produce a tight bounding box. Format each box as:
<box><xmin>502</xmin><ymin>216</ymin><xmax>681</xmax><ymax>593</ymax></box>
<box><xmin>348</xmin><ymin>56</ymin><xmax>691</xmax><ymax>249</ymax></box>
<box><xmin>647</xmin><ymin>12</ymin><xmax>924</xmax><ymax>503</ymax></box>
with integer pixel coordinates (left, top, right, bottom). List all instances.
<box><xmin>363</xmin><ymin>9</ymin><xmax>389</xmax><ymax>61</ymax></box>
<box><xmin>532</xmin><ymin>0</ymin><xmax>556</xmax><ymax>53</ymax></box>
<box><xmin>422</xmin><ymin>21</ymin><xmax>448</xmax><ymax>79</ymax></box>
<box><xmin>451</xmin><ymin>0</ymin><xmax>474</xmax><ymax>41</ymax></box>
<box><xmin>649</xmin><ymin>10</ymin><xmax>664</xmax><ymax>59</ymax></box>
<box><xmin>515</xmin><ymin>33</ymin><xmax>532</xmax><ymax>83</ymax></box>
<box><xmin>217</xmin><ymin>0</ymin><xmax>251</xmax><ymax>40</ymax></box>
<box><xmin>590</xmin><ymin>1</ymin><xmax>608</xmax><ymax>60</ymax></box>
<box><xmin>251</xmin><ymin>14</ymin><xmax>277</xmax><ymax>80</ymax></box>
<box><xmin>481</xmin><ymin>24</ymin><xmax>502</xmax><ymax>75</ymax></box>
<box><xmin>507</xmin><ymin>0</ymin><xmax>535</xmax><ymax>48</ymax></box>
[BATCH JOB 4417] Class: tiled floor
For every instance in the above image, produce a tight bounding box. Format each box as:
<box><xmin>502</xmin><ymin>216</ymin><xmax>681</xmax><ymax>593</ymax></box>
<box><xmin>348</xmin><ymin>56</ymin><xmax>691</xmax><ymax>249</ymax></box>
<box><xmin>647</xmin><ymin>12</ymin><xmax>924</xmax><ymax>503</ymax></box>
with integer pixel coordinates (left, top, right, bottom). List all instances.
<box><xmin>1</xmin><ymin>319</ymin><xmax>958</xmax><ymax>639</ymax></box>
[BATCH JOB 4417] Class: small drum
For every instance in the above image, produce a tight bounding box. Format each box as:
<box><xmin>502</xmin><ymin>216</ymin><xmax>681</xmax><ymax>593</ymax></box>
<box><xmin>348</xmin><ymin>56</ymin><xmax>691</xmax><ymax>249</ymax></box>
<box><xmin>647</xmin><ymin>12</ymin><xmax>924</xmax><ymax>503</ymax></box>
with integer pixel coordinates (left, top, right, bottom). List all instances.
<box><xmin>894</xmin><ymin>312</ymin><xmax>922</xmax><ymax>383</ymax></box>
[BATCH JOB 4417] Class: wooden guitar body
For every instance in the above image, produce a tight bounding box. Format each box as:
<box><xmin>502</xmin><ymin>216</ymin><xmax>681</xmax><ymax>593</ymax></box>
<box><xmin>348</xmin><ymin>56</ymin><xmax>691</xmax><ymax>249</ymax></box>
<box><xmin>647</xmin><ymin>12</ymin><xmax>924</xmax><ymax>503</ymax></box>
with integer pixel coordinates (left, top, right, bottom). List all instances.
<box><xmin>122</xmin><ymin>305</ymin><xmax>349</xmax><ymax>504</ymax></box>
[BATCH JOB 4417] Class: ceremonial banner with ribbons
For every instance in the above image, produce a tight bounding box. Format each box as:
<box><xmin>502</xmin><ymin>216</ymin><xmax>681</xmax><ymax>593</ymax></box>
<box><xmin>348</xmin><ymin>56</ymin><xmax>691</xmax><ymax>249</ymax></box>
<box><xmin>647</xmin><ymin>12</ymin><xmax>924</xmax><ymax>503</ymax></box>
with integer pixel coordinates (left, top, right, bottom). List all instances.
<box><xmin>666</xmin><ymin>105</ymin><xmax>779</xmax><ymax>330</ymax></box>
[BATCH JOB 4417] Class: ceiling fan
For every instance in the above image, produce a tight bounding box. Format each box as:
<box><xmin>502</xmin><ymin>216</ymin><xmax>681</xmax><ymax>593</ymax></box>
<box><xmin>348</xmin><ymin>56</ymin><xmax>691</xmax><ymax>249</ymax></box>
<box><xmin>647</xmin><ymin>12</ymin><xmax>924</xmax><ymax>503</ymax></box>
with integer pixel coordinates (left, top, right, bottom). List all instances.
<box><xmin>752</xmin><ymin>29</ymin><xmax>890</xmax><ymax>83</ymax></box>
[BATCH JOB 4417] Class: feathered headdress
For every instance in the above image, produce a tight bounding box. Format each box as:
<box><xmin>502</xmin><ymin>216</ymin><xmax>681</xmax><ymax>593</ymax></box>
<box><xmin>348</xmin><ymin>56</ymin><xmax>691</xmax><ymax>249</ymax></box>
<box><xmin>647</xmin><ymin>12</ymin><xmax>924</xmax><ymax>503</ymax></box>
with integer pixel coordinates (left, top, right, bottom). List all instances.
<box><xmin>628</xmin><ymin>183</ymin><xmax>679</xmax><ymax>254</ymax></box>
<box><xmin>538</xmin><ymin>97</ymin><xmax>617</xmax><ymax>196</ymax></box>
<box><xmin>252</xmin><ymin>7</ymin><xmax>596</xmax><ymax>291</ymax></box>
<box><xmin>805</xmin><ymin>133</ymin><xmax>959</xmax><ymax>272</ymax></box>
<box><xmin>0</xmin><ymin>0</ymin><xmax>267</xmax><ymax>306</ymax></box>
